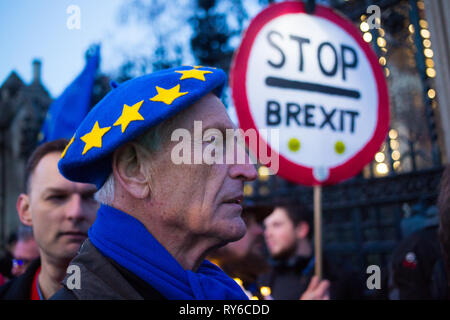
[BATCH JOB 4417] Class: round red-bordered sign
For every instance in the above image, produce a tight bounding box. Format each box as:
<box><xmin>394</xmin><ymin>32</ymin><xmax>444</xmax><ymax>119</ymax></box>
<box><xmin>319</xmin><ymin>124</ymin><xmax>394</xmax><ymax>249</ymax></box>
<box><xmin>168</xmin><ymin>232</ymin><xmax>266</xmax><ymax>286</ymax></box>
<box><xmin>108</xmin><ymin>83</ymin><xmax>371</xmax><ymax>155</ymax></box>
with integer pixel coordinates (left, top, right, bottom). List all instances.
<box><xmin>230</xmin><ymin>1</ymin><xmax>389</xmax><ymax>186</ymax></box>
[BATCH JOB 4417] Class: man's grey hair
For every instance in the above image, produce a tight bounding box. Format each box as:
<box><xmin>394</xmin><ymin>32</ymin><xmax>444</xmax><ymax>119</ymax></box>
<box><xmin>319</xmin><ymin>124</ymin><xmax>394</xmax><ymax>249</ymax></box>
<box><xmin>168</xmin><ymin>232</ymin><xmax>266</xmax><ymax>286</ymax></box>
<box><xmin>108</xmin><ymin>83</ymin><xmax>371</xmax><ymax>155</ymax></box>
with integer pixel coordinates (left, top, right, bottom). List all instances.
<box><xmin>94</xmin><ymin>119</ymin><xmax>174</xmax><ymax>205</ymax></box>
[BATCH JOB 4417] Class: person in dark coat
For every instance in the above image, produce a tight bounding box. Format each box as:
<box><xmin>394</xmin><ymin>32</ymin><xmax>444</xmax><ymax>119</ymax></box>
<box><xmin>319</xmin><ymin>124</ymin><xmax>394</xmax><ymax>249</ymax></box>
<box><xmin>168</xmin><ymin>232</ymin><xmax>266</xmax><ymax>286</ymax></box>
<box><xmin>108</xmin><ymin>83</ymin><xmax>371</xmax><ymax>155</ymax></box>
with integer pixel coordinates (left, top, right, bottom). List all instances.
<box><xmin>52</xmin><ymin>66</ymin><xmax>257</xmax><ymax>300</ymax></box>
<box><xmin>259</xmin><ymin>204</ymin><xmax>364</xmax><ymax>300</ymax></box>
<box><xmin>208</xmin><ymin>204</ymin><xmax>331</xmax><ymax>300</ymax></box>
<box><xmin>387</xmin><ymin>224</ymin><xmax>447</xmax><ymax>300</ymax></box>
<box><xmin>0</xmin><ymin>139</ymin><xmax>98</xmax><ymax>300</ymax></box>
<box><xmin>437</xmin><ymin>164</ymin><xmax>450</xmax><ymax>298</ymax></box>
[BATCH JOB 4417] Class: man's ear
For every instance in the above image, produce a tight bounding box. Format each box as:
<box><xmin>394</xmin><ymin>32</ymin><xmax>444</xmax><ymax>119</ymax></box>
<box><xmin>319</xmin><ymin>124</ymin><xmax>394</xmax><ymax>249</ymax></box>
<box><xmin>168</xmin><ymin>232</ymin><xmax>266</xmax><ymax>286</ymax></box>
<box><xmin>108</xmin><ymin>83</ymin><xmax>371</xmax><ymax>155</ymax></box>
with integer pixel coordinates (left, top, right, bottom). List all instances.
<box><xmin>295</xmin><ymin>221</ymin><xmax>310</xmax><ymax>240</ymax></box>
<box><xmin>16</xmin><ymin>194</ymin><xmax>32</xmax><ymax>226</ymax></box>
<box><xmin>112</xmin><ymin>143</ymin><xmax>151</xmax><ymax>199</ymax></box>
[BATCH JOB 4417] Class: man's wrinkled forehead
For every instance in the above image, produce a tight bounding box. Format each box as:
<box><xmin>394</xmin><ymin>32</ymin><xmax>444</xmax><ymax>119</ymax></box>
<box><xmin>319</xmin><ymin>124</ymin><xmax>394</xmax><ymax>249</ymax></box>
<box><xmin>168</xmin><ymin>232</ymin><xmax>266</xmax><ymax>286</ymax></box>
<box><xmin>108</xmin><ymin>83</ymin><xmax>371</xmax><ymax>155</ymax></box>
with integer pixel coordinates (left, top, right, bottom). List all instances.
<box><xmin>174</xmin><ymin>93</ymin><xmax>234</xmax><ymax>131</ymax></box>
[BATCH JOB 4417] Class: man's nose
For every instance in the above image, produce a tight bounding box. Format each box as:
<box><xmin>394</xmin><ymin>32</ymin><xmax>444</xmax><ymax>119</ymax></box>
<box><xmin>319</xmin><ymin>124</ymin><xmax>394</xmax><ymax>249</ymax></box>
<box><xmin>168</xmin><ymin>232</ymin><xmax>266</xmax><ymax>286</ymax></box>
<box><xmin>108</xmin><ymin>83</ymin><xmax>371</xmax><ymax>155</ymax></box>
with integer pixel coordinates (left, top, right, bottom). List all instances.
<box><xmin>229</xmin><ymin>161</ymin><xmax>257</xmax><ymax>181</ymax></box>
<box><xmin>229</xmin><ymin>146</ymin><xmax>258</xmax><ymax>181</ymax></box>
<box><xmin>65</xmin><ymin>195</ymin><xmax>85</xmax><ymax>220</ymax></box>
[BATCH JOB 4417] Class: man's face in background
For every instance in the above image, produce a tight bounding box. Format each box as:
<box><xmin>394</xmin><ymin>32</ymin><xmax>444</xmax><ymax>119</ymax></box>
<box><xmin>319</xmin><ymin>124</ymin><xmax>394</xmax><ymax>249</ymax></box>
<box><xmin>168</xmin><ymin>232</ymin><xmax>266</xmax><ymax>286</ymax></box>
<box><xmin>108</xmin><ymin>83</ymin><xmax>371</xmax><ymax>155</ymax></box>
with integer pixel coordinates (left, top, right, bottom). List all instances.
<box><xmin>263</xmin><ymin>207</ymin><xmax>297</xmax><ymax>259</ymax></box>
<box><xmin>18</xmin><ymin>152</ymin><xmax>99</xmax><ymax>262</ymax></box>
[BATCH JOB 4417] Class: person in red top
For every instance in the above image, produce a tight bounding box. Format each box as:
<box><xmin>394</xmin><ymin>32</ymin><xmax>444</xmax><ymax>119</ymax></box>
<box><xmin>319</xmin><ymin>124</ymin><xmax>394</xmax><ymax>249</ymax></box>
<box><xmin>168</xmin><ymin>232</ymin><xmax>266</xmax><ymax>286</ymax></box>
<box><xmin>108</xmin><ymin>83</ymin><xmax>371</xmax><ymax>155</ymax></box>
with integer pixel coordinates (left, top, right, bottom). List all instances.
<box><xmin>0</xmin><ymin>139</ymin><xmax>98</xmax><ymax>300</ymax></box>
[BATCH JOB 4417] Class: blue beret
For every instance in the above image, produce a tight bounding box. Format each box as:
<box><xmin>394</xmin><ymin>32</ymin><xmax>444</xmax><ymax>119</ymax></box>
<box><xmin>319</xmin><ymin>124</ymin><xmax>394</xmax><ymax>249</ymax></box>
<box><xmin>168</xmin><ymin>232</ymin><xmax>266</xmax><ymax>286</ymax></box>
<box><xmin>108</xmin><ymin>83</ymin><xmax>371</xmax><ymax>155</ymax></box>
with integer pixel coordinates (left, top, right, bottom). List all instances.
<box><xmin>58</xmin><ymin>66</ymin><xmax>227</xmax><ymax>189</ymax></box>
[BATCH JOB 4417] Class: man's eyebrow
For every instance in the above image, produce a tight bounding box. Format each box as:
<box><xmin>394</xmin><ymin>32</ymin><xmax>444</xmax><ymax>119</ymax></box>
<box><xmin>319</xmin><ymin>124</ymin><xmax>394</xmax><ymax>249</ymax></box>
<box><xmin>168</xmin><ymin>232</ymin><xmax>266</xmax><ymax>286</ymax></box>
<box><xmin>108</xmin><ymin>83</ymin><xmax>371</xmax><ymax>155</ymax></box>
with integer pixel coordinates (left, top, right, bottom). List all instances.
<box><xmin>43</xmin><ymin>187</ymin><xmax>97</xmax><ymax>194</ymax></box>
<box><xmin>43</xmin><ymin>187</ymin><xmax>70</xmax><ymax>194</ymax></box>
<box><xmin>203</xmin><ymin>121</ymin><xmax>235</xmax><ymax>132</ymax></box>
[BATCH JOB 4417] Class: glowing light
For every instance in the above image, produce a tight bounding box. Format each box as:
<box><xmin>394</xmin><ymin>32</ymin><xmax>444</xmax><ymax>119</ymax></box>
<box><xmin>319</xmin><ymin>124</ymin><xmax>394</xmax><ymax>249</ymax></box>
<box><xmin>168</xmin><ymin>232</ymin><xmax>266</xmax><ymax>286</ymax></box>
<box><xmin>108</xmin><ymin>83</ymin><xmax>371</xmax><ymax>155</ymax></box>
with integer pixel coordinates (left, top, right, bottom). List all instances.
<box><xmin>376</xmin><ymin>163</ymin><xmax>389</xmax><ymax>175</ymax></box>
<box><xmin>426</xmin><ymin>68</ymin><xmax>436</xmax><ymax>78</ymax></box>
<box><xmin>379</xmin><ymin>57</ymin><xmax>386</xmax><ymax>66</ymax></box>
<box><xmin>360</xmin><ymin>22</ymin><xmax>370</xmax><ymax>32</ymax></box>
<box><xmin>419</xmin><ymin>19</ymin><xmax>428</xmax><ymax>28</ymax></box>
<box><xmin>378</xmin><ymin>28</ymin><xmax>385</xmax><ymax>37</ymax></box>
<box><xmin>420</xmin><ymin>29</ymin><xmax>430</xmax><ymax>39</ymax></box>
<box><xmin>424</xmin><ymin>48</ymin><xmax>434</xmax><ymax>58</ymax></box>
<box><xmin>417</xmin><ymin>1</ymin><xmax>425</xmax><ymax>10</ymax></box>
<box><xmin>391</xmin><ymin>150</ymin><xmax>401</xmax><ymax>161</ymax></box>
<box><xmin>258</xmin><ymin>166</ymin><xmax>270</xmax><ymax>181</ymax></box>
<box><xmin>425</xmin><ymin>58</ymin><xmax>434</xmax><ymax>68</ymax></box>
<box><xmin>250</xmin><ymin>296</ymin><xmax>259</xmax><ymax>300</ymax></box>
<box><xmin>393</xmin><ymin>161</ymin><xmax>401</xmax><ymax>170</ymax></box>
<box><xmin>243</xmin><ymin>184</ymin><xmax>253</xmax><ymax>196</ymax></box>
<box><xmin>389</xmin><ymin>129</ymin><xmax>398</xmax><ymax>139</ymax></box>
<box><xmin>363</xmin><ymin>32</ymin><xmax>372</xmax><ymax>42</ymax></box>
<box><xmin>423</xmin><ymin>39</ymin><xmax>431</xmax><ymax>48</ymax></box>
<box><xmin>377</xmin><ymin>37</ymin><xmax>386</xmax><ymax>47</ymax></box>
<box><xmin>428</xmin><ymin>88</ymin><xmax>436</xmax><ymax>99</ymax></box>
<box><xmin>375</xmin><ymin>152</ymin><xmax>385</xmax><ymax>163</ymax></box>
<box><xmin>234</xmin><ymin>278</ymin><xmax>243</xmax><ymax>287</ymax></box>
<box><xmin>390</xmin><ymin>140</ymin><xmax>399</xmax><ymax>150</ymax></box>
<box><xmin>385</xmin><ymin>67</ymin><xmax>390</xmax><ymax>77</ymax></box>
<box><xmin>260</xmin><ymin>286</ymin><xmax>271</xmax><ymax>297</ymax></box>
<box><xmin>408</xmin><ymin>24</ymin><xmax>415</xmax><ymax>33</ymax></box>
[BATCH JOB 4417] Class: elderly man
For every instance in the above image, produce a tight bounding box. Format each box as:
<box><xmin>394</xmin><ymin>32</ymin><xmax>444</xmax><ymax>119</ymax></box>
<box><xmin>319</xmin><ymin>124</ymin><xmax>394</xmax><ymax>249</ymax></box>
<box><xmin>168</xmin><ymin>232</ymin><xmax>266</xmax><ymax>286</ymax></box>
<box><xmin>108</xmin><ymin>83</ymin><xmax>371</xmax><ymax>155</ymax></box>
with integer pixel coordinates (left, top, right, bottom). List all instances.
<box><xmin>52</xmin><ymin>66</ymin><xmax>258</xmax><ymax>300</ymax></box>
<box><xmin>0</xmin><ymin>139</ymin><xmax>98</xmax><ymax>299</ymax></box>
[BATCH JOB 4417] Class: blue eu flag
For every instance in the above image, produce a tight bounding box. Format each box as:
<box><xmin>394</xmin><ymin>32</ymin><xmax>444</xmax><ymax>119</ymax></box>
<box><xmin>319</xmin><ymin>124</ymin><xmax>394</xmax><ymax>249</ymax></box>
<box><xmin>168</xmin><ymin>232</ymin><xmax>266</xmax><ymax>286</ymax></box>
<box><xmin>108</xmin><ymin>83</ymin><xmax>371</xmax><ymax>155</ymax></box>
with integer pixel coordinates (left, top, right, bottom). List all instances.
<box><xmin>39</xmin><ymin>45</ymin><xmax>100</xmax><ymax>143</ymax></box>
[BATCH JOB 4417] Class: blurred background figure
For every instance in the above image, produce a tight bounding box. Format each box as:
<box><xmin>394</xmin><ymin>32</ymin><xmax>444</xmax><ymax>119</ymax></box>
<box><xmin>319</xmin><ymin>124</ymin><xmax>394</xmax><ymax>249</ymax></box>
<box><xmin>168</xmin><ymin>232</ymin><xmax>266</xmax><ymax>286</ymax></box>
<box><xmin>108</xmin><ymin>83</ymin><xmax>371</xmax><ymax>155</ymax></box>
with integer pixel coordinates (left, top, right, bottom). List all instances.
<box><xmin>437</xmin><ymin>164</ymin><xmax>450</xmax><ymax>298</ymax></box>
<box><xmin>208</xmin><ymin>205</ymin><xmax>272</xmax><ymax>299</ymax></box>
<box><xmin>260</xmin><ymin>204</ymin><xmax>364</xmax><ymax>300</ymax></box>
<box><xmin>10</xmin><ymin>225</ymin><xmax>39</xmax><ymax>278</ymax></box>
<box><xmin>387</xmin><ymin>198</ymin><xmax>447</xmax><ymax>299</ymax></box>
<box><xmin>209</xmin><ymin>203</ymin><xmax>332</xmax><ymax>300</ymax></box>
<box><xmin>0</xmin><ymin>232</ymin><xmax>18</xmax><ymax>285</ymax></box>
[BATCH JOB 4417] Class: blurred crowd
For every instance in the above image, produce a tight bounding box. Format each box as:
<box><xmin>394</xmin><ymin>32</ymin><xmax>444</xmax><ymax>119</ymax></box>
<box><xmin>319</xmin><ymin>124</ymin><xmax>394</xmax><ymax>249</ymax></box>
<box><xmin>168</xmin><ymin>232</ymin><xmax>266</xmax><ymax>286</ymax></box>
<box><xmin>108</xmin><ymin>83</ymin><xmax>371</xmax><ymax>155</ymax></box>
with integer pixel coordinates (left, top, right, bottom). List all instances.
<box><xmin>0</xmin><ymin>138</ymin><xmax>449</xmax><ymax>300</ymax></box>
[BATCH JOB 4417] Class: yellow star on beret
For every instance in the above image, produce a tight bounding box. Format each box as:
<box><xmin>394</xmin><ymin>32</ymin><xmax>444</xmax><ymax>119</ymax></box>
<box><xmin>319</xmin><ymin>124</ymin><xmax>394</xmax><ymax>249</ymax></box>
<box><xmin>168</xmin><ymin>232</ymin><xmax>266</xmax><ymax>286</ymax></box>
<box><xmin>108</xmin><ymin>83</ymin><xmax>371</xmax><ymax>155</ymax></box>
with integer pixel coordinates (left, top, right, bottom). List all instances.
<box><xmin>150</xmin><ymin>84</ymin><xmax>188</xmax><ymax>105</ymax></box>
<box><xmin>113</xmin><ymin>100</ymin><xmax>145</xmax><ymax>133</ymax></box>
<box><xmin>175</xmin><ymin>68</ymin><xmax>213</xmax><ymax>81</ymax></box>
<box><xmin>80</xmin><ymin>121</ymin><xmax>111</xmax><ymax>155</ymax></box>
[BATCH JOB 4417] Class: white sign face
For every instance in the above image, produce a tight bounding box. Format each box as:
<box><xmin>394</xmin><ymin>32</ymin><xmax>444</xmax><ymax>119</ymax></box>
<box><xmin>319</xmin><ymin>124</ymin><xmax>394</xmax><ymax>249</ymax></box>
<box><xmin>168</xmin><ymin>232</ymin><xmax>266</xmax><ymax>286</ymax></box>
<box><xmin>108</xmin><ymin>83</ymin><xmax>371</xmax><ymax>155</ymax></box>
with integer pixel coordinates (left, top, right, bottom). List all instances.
<box><xmin>231</xmin><ymin>3</ymin><xmax>389</xmax><ymax>185</ymax></box>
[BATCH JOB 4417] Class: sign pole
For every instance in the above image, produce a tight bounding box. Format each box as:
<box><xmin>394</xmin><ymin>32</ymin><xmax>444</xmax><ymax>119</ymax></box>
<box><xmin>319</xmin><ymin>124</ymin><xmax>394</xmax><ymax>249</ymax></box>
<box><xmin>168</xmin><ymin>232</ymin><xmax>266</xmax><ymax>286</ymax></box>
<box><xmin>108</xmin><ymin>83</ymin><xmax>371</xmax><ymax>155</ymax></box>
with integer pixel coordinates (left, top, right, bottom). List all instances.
<box><xmin>313</xmin><ymin>185</ymin><xmax>322</xmax><ymax>280</ymax></box>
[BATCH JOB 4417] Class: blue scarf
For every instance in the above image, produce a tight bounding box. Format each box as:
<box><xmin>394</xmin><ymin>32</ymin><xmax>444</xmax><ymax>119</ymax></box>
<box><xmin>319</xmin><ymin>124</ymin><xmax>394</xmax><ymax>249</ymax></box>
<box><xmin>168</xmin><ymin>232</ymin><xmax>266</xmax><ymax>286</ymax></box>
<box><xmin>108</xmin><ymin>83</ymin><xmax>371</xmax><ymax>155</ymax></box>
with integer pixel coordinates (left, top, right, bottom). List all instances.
<box><xmin>88</xmin><ymin>205</ymin><xmax>248</xmax><ymax>300</ymax></box>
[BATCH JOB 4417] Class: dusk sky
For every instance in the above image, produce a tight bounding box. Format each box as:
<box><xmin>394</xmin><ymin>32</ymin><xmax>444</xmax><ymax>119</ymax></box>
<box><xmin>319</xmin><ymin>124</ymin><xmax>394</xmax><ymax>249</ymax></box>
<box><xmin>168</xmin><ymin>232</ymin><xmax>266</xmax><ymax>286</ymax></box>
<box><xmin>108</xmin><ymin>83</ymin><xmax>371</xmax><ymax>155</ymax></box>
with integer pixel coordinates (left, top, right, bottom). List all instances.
<box><xmin>0</xmin><ymin>0</ymin><xmax>126</xmax><ymax>97</ymax></box>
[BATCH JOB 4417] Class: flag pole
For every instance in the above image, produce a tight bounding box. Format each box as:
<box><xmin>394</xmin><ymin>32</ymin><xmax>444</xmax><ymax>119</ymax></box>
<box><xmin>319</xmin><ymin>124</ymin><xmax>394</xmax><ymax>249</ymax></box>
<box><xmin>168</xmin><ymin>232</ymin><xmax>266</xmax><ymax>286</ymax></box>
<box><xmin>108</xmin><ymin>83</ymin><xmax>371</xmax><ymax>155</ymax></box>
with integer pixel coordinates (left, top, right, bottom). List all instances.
<box><xmin>313</xmin><ymin>185</ymin><xmax>322</xmax><ymax>280</ymax></box>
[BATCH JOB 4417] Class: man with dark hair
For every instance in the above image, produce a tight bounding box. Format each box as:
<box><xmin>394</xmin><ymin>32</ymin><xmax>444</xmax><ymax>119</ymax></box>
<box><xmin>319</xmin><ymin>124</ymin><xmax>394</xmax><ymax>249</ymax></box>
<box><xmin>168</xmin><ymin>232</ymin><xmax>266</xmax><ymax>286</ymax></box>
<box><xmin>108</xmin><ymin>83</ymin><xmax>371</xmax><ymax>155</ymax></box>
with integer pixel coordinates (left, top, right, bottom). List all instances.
<box><xmin>0</xmin><ymin>139</ymin><xmax>98</xmax><ymax>299</ymax></box>
<box><xmin>209</xmin><ymin>204</ymin><xmax>330</xmax><ymax>300</ymax></box>
<box><xmin>260</xmin><ymin>205</ymin><xmax>363</xmax><ymax>300</ymax></box>
<box><xmin>438</xmin><ymin>164</ymin><xmax>450</xmax><ymax>296</ymax></box>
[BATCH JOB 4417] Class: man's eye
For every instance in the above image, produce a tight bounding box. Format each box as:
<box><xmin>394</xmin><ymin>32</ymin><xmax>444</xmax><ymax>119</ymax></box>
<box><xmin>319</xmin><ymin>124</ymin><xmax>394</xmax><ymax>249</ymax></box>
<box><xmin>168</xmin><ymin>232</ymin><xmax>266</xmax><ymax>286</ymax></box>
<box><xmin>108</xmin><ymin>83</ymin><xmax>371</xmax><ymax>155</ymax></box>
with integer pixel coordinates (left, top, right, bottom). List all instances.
<box><xmin>48</xmin><ymin>195</ymin><xmax>66</xmax><ymax>201</ymax></box>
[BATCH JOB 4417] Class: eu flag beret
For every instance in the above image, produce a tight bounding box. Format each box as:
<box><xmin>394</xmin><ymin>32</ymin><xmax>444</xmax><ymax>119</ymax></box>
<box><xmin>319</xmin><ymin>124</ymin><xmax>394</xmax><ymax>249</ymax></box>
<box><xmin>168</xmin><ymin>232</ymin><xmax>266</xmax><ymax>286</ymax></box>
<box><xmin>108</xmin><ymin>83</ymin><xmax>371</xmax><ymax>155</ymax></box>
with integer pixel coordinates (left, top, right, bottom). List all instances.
<box><xmin>58</xmin><ymin>65</ymin><xmax>227</xmax><ymax>189</ymax></box>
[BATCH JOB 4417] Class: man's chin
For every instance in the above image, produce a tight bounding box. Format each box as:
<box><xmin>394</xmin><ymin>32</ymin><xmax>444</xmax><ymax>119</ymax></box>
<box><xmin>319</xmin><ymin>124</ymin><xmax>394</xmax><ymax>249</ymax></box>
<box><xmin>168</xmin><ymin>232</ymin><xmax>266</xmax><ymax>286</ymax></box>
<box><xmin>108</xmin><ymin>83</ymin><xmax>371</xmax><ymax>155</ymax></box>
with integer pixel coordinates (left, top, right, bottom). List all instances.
<box><xmin>221</xmin><ymin>219</ymin><xmax>247</xmax><ymax>243</ymax></box>
<box><xmin>61</xmin><ymin>237</ymin><xmax>87</xmax><ymax>254</ymax></box>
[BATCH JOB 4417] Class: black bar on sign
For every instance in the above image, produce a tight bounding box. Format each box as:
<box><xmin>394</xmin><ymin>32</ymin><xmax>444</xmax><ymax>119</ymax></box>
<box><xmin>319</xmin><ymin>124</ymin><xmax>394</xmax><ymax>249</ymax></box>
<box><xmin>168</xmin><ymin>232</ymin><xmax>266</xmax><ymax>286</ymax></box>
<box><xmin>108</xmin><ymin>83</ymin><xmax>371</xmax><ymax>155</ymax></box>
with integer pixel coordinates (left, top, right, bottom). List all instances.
<box><xmin>265</xmin><ymin>76</ymin><xmax>361</xmax><ymax>99</ymax></box>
